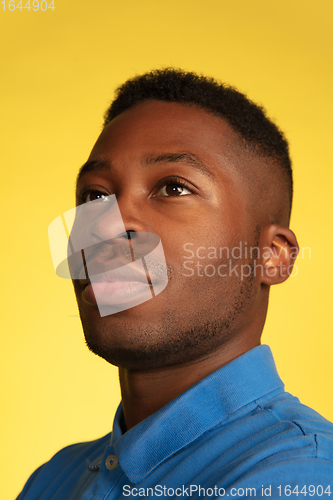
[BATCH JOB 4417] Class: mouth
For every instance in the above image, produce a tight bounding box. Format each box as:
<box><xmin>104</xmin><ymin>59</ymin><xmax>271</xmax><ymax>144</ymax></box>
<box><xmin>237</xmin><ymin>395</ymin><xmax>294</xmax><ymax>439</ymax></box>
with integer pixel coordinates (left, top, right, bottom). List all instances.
<box><xmin>82</xmin><ymin>280</ymin><xmax>152</xmax><ymax>307</ymax></box>
<box><xmin>79</xmin><ymin>263</ymin><xmax>154</xmax><ymax>307</ymax></box>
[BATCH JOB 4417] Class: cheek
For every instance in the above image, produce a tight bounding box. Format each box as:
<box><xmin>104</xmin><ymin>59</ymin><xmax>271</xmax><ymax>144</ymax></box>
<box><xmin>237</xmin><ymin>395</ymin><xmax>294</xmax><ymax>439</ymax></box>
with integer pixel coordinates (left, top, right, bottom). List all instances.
<box><xmin>163</xmin><ymin>231</ymin><xmax>237</xmax><ymax>286</ymax></box>
<box><xmin>155</xmin><ymin>194</ymin><xmax>251</xmax><ymax>280</ymax></box>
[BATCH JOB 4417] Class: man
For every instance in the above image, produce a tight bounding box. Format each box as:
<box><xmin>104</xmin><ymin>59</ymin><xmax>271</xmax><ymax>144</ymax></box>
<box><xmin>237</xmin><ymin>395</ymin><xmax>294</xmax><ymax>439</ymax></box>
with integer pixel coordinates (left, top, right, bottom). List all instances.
<box><xmin>18</xmin><ymin>69</ymin><xmax>333</xmax><ymax>499</ymax></box>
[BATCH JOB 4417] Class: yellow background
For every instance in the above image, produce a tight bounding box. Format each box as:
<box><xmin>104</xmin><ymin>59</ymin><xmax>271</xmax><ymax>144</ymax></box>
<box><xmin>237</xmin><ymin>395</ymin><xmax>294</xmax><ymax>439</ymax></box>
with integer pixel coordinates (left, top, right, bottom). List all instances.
<box><xmin>1</xmin><ymin>1</ymin><xmax>332</xmax><ymax>498</ymax></box>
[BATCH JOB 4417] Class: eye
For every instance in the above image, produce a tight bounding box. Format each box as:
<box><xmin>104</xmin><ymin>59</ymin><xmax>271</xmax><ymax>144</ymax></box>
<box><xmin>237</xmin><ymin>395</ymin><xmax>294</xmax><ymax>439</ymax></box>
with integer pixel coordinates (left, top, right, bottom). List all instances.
<box><xmin>78</xmin><ymin>188</ymin><xmax>110</xmax><ymax>204</ymax></box>
<box><xmin>155</xmin><ymin>177</ymin><xmax>193</xmax><ymax>197</ymax></box>
<box><xmin>85</xmin><ymin>191</ymin><xmax>109</xmax><ymax>202</ymax></box>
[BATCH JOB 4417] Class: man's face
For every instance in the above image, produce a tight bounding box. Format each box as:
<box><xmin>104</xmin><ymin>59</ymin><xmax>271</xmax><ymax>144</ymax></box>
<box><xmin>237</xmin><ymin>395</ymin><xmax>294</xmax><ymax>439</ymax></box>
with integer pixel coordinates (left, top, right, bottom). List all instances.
<box><xmin>73</xmin><ymin>100</ymin><xmax>261</xmax><ymax>369</ymax></box>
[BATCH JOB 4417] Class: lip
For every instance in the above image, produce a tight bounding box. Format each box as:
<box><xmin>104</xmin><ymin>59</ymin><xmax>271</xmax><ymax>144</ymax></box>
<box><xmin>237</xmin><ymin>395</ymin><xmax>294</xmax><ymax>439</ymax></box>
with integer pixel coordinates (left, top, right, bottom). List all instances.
<box><xmin>82</xmin><ymin>280</ymin><xmax>152</xmax><ymax>306</ymax></box>
<box><xmin>77</xmin><ymin>253</ymin><xmax>166</xmax><ymax>309</ymax></box>
<box><xmin>78</xmin><ymin>260</ymin><xmax>150</xmax><ymax>288</ymax></box>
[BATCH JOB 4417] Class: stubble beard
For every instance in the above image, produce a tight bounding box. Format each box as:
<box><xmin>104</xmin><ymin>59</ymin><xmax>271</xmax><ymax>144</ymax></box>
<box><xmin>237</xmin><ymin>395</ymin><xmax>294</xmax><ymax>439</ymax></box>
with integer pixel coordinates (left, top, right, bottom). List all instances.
<box><xmin>79</xmin><ymin>260</ymin><xmax>257</xmax><ymax>371</ymax></box>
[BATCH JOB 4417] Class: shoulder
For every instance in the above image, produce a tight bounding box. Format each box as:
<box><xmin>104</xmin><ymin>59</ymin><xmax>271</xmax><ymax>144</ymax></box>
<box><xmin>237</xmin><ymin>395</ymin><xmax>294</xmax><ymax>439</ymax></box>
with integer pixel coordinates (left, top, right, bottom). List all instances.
<box><xmin>221</xmin><ymin>392</ymin><xmax>333</xmax><ymax>496</ymax></box>
<box><xmin>195</xmin><ymin>390</ymin><xmax>333</xmax><ymax>492</ymax></box>
<box><xmin>244</xmin><ymin>390</ymin><xmax>333</xmax><ymax>468</ymax></box>
<box><xmin>256</xmin><ymin>391</ymin><xmax>333</xmax><ymax>453</ymax></box>
<box><xmin>17</xmin><ymin>433</ymin><xmax>111</xmax><ymax>499</ymax></box>
<box><xmin>228</xmin><ymin>458</ymin><xmax>333</xmax><ymax>498</ymax></box>
<box><xmin>39</xmin><ymin>432</ymin><xmax>111</xmax><ymax>470</ymax></box>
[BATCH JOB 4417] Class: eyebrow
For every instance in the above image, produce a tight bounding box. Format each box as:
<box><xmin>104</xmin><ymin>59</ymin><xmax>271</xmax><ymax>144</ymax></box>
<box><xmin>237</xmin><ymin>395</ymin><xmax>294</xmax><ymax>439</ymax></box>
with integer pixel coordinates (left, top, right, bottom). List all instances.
<box><xmin>76</xmin><ymin>159</ymin><xmax>112</xmax><ymax>187</ymax></box>
<box><xmin>143</xmin><ymin>152</ymin><xmax>214</xmax><ymax>178</ymax></box>
<box><xmin>76</xmin><ymin>152</ymin><xmax>214</xmax><ymax>188</ymax></box>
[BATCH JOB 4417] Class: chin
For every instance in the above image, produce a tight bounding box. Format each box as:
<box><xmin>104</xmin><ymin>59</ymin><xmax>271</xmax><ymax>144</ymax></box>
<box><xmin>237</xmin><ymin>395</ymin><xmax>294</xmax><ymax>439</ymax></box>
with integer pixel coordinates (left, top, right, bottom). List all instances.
<box><xmin>81</xmin><ymin>310</ymin><xmax>236</xmax><ymax>371</ymax></box>
<box><xmin>84</xmin><ymin>337</ymin><xmax>178</xmax><ymax>370</ymax></box>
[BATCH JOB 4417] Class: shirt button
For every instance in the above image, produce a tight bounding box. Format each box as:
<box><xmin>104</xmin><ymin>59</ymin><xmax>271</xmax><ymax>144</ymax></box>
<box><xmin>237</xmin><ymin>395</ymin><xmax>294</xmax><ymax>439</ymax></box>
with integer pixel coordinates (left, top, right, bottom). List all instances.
<box><xmin>105</xmin><ymin>454</ymin><xmax>118</xmax><ymax>470</ymax></box>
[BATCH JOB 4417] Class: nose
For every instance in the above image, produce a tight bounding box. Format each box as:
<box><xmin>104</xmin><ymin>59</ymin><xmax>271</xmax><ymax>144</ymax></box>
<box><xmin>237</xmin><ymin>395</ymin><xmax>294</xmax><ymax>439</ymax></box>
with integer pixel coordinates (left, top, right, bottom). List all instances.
<box><xmin>88</xmin><ymin>194</ymin><xmax>151</xmax><ymax>244</ymax></box>
<box><xmin>69</xmin><ymin>194</ymin><xmax>148</xmax><ymax>252</ymax></box>
<box><xmin>67</xmin><ymin>194</ymin><xmax>158</xmax><ymax>278</ymax></box>
<box><xmin>87</xmin><ymin>195</ymin><xmax>127</xmax><ymax>243</ymax></box>
<box><xmin>50</xmin><ymin>194</ymin><xmax>164</xmax><ymax>283</ymax></box>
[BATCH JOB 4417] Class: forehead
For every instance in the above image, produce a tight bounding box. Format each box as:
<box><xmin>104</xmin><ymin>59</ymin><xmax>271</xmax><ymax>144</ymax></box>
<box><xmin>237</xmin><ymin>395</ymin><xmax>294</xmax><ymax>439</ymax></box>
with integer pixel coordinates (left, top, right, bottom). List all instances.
<box><xmin>83</xmin><ymin>100</ymin><xmax>240</xmax><ymax>176</ymax></box>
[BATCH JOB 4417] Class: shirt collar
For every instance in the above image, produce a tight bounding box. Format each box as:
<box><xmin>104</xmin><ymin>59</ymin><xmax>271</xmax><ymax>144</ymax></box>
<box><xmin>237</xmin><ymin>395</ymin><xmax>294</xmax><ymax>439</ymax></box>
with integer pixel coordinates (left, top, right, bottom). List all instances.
<box><xmin>111</xmin><ymin>344</ymin><xmax>284</xmax><ymax>484</ymax></box>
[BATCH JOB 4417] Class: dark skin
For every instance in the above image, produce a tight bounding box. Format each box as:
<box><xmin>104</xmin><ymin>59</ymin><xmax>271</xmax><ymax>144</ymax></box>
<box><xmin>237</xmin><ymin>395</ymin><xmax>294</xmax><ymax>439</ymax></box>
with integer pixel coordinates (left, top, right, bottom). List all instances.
<box><xmin>74</xmin><ymin>100</ymin><xmax>298</xmax><ymax>431</ymax></box>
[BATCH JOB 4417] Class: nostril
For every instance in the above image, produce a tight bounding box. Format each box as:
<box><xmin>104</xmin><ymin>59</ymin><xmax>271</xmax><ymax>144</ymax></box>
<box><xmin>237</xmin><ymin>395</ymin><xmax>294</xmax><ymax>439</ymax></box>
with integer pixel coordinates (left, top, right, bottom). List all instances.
<box><xmin>126</xmin><ymin>230</ymin><xmax>137</xmax><ymax>240</ymax></box>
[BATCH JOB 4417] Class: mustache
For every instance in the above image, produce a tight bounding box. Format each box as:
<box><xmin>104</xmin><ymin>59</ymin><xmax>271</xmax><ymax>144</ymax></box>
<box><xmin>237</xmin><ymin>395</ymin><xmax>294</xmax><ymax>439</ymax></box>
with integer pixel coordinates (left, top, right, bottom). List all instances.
<box><xmin>67</xmin><ymin>232</ymin><xmax>168</xmax><ymax>284</ymax></box>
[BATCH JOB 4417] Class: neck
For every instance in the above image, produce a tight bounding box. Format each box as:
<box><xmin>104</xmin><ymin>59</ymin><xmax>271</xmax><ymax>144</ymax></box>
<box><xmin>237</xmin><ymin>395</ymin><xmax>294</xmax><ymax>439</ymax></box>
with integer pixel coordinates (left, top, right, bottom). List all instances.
<box><xmin>118</xmin><ymin>335</ymin><xmax>260</xmax><ymax>431</ymax></box>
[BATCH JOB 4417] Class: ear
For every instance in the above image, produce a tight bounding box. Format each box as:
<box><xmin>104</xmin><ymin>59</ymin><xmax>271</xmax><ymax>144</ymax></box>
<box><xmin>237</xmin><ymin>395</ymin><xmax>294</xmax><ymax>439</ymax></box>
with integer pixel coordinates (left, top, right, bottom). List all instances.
<box><xmin>261</xmin><ymin>225</ymin><xmax>299</xmax><ymax>286</ymax></box>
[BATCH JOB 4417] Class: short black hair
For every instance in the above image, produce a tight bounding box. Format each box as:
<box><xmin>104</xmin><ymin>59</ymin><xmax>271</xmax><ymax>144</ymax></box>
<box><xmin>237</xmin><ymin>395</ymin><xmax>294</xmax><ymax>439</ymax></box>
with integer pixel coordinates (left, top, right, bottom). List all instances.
<box><xmin>104</xmin><ymin>68</ymin><xmax>293</xmax><ymax>214</ymax></box>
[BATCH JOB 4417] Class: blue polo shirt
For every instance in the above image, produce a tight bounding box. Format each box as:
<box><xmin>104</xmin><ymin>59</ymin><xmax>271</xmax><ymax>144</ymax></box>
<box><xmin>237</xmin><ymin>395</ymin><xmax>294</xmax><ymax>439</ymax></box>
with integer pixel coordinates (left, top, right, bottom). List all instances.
<box><xmin>17</xmin><ymin>345</ymin><xmax>333</xmax><ymax>499</ymax></box>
